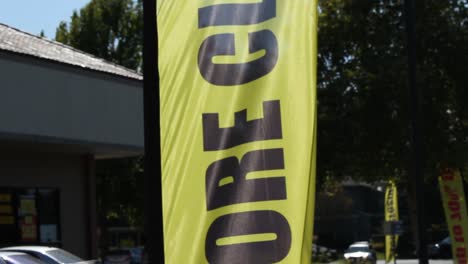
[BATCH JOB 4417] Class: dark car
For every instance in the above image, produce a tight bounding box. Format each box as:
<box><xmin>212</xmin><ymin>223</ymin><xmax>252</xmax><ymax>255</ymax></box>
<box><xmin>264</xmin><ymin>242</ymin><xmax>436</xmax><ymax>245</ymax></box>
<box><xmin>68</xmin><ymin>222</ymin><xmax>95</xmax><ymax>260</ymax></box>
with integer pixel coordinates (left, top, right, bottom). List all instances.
<box><xmin>104</xmin><ymin>250</ymin><xmax>132</xmax><ymax>264</ymax></box>
<box><xmin>312</xmin><ymin>244</ymin><xmax>338</xmax><ymax>262</ymax></box>
<box><xmin>428</xmin><ymin>237</ymin><xmax>451</xmax><ymax>259</ymax></box>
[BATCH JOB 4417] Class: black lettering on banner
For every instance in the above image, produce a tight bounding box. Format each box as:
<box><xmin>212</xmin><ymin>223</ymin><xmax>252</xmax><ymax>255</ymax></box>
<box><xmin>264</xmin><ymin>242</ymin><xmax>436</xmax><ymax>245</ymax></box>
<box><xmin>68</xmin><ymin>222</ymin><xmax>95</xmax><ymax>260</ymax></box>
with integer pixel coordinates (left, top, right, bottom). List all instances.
<box><xmin>442</xmin><ymin>168</ymin><xmax>455</xmax><ymax>181</ymax></box>
<box><xmin>453</xmin><ymin>225</ymin><xmax>465</xmax><ymax>243</ymax></box>
<box><xmin>203</xmin><ymin>100</ymin><xmax>282</xmax><ymax>151</ymax></box>
<box><xmin>456</xmin><ymin>247</ymin><xmax>466</xmax><ymax>263</ymax></box>
<box><xmin>198</xmin><ymin>0</ymin><xmax>291</xmax><ymax>260</ymax></box>
<box><xmin>197</xmin><ymin>30</ymin><xmax>278</xmax><ymax>86</ymax></box>
<box><xmin>449</xmin><ymin>200</ymin><xmax>461</xmax><ymax>213</ymax></box>
<box><xmin>205</xmin><ymin>210</ymin><xmax>291</xmax><ymax>264</ymax></box>
<box><xmin>206</xmin><ymin>148</ymin><xmax>286</xmax><ymax>210</ymax></box>
<box><xmin>386</xmin><ymin>187</ymin><xmax>397</xmax><ymax>219</ymax></box>
<box><xmin>198</xmin><ymin>0</ymin><xmax>276</xmax><ymax>28</ymax></box>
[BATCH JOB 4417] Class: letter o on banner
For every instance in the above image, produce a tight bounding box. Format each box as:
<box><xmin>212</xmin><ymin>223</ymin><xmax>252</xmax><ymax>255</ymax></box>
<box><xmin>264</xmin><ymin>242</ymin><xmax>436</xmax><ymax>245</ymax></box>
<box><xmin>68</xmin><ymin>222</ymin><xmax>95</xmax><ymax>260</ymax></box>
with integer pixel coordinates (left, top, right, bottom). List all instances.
<box><xmin>206</xmin><ymin>210</ymin><xmax>291</xmax><ymax>263</ymax></box>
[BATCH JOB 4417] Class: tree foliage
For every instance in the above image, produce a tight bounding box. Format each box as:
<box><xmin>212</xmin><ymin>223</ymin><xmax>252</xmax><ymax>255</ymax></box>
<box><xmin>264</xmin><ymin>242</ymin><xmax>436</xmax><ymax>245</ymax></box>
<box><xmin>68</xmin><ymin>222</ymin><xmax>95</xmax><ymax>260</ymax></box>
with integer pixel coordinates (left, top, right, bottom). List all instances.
<box><xmin>96</xmin><ymin>157</ymin><xmax>144</xmax><ymax>227</ymax></box>
<box><xmin>316</xmin><ymin>0</ymin><xmax>467</xmax><ymax>250</ymax></box>
<box><xmin>317</xmin><ymin>0</ymin><xmax>468</xmax><ymax>185</ymax></box>
<box><xmin>55</xmin><ymin>0</ymin><xmax>143</xmax><ymax>71</ymax></box>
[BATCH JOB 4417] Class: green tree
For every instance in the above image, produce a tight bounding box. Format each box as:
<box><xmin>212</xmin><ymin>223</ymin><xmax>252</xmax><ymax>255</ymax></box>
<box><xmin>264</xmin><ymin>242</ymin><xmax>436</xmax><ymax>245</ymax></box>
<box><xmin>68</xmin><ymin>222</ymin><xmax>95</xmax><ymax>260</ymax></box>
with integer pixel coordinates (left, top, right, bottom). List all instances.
<box><xmin>96</xmin><ymin>157</ymin><xmax>144</xmax><ymax>227</ymax></box>
<box><xmin>316</xmin><ymin>0</ymin><xmax>467</xmax><ymax>184</ymax></box>
<box><xmin>316</xmin><ymin>0</ymin><xmax>467</xmax><ymax>252</ymax></box>
<box><xmin>55</xmin><ymin>22</ymin><xmax>69</xmax><ymax>43</ymax></box>
<box><xmin>55</xmin><ymin>0</ymin><xmax>143</xmax><ymax>71</ymax></box>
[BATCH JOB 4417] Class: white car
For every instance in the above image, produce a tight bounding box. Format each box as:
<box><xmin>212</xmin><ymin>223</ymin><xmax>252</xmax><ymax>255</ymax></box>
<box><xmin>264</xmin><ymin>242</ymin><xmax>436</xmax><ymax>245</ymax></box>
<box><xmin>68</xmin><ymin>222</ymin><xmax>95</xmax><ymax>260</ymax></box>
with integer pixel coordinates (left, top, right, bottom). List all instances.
<box><xmin>343</xmin><ymin>241</ymin><xmax>377</xmax><ymax>264</ymax></box>
<box><xmin>0</xmin><ymin>251</ymin><xmax>46</xmax><ymax>264</ymax></box>
<box><xmin>0</xmin><ymin>246</ymin><xmax>97</xmax><ymax>264</ymax></box>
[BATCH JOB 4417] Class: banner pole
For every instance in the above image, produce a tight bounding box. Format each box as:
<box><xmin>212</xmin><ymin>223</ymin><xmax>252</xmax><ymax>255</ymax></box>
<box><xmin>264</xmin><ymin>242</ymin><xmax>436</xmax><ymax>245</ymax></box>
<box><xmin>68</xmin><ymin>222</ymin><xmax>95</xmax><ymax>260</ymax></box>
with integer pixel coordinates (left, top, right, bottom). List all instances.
<box><xmin>143</xmin><ymin>0</ymin><xmax>165</xmax><ymax>263</ymax></box>
<box><xmin>404</xmin><ymin>0</ymin><xmax>428</xmax><ymax>263</ymax></box>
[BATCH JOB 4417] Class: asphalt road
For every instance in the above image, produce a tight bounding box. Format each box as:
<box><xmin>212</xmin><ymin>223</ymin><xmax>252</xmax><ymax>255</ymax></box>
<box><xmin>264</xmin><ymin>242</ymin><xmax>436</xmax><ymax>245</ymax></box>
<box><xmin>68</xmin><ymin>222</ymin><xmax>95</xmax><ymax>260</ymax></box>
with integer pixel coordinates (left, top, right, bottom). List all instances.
<box><xmin>376</xmin><ymin>260</ymin><xmax>453</xmax><ymax>264</ymax></box>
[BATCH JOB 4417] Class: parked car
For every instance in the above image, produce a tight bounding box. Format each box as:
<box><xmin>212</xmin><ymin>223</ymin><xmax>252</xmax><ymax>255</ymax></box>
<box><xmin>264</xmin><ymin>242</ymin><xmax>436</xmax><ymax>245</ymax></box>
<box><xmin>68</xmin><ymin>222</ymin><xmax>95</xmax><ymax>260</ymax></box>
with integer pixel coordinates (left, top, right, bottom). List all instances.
<box><xmin>428</xmin><ymin>236</ymin><xmax>451</xmax><ymax>259</ymax></box>
<box><xmin>312</xmin><ymin>244</ymin><xmax>338</xmax><ymax>262</ymax></box>
<box><xmin>129</xmin><ymin>247</ymin><xmax>145</xmax><ymax>264</ymax></box>
<box><xmin>0</xmin><ymin>251</ymin><xmax>46</xmax><ymax>264</ymax></box>
<box><xmin>104</xmin><ymin>249</ymin><xmax>132</xmax><ymax>264</ymax></box>
<box><xmin>140</xmin><ymin>248</ymin><xmax>147</xmax><ymax>264</ymax></box>
<box><xmin>0</xmin><ymin>246</ymin><xmax>97</xmax><ymax>264</ymax></box>
<box><xmin>343</xmin><ymin>241</ymin><xmax>377</xmax><ymax>264</ymax></box>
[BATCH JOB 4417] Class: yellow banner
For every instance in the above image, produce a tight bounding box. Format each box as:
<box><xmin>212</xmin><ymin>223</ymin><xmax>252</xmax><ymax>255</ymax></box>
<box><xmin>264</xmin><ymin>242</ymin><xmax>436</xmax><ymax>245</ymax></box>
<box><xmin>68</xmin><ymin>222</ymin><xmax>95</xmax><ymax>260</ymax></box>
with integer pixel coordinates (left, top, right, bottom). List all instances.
<box><xmin>385</xmin><ymin>181</ymin><xmax>399</xmax><ymax>263</ymax></box>
<box><xmin>439</xmin><ymin>168</ymin><xmax>468</xmax><ymax>263</ymax></box>
<box><xmin>158</xmin><ymin>0</ymin><xmax>318</xmax><ymax>262</ymax></box>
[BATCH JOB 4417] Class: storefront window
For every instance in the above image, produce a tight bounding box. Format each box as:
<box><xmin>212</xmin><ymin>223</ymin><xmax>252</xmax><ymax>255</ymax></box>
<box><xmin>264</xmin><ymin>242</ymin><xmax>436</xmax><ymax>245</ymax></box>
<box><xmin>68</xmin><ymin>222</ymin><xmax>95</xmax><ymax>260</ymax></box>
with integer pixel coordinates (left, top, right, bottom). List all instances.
<box><xmin>0</xmin><ymin>188</ymin><xmax>60</xmax><ymax>247</ymax></box>
<box><xmin>37</xmin><ymin>189</ymin><xmax>60</xmax><ymax>244</ymax></box>
<box><xmin>0</xmin><ymin>190</ymin><xmax>17</xmax><ymax>245</ymax></box>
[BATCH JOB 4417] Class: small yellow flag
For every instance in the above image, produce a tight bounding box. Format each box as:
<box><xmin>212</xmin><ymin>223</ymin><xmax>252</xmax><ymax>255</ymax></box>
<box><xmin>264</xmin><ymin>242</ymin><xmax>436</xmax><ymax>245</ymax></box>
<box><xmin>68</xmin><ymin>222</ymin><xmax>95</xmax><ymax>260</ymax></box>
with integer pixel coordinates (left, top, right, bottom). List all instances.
<box><xmin>385</xmin><ymin>181</ymin><xmax>399</xmax><ymax>263</ymax></box>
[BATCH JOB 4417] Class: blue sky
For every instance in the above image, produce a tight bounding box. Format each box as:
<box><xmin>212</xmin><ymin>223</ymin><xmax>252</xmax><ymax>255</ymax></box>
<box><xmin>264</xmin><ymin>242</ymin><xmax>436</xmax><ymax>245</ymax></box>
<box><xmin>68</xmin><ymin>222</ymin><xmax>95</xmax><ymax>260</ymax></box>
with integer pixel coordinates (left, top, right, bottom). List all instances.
<box><xmin>0</xmin><ymin>0</ymin><xmax>90</xmax><ymax>39</ymax></box>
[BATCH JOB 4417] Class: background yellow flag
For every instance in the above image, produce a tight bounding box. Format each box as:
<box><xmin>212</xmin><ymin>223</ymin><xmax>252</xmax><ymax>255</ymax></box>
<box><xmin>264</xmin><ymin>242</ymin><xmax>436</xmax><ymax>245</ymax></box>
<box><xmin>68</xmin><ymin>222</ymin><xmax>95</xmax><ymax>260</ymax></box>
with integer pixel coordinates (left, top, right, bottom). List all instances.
<box><xmin>439</xmin><ymin>168</ymin><xmax>468</xmax><ymax>263</ymax></box>
<box><xmin>385</xmin><ymin>181</ymin><xmax>399</xmax><ymax>263</ymax></box>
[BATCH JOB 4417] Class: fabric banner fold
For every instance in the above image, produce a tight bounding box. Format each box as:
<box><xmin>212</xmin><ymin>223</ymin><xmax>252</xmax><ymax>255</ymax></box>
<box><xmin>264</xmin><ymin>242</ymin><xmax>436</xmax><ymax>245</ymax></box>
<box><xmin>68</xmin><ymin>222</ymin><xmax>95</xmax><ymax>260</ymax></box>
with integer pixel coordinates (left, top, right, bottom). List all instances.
<box><xmin>157</xmin><ymin>0</ymin><xmax>318</xmax><ymax>262</ymax></box>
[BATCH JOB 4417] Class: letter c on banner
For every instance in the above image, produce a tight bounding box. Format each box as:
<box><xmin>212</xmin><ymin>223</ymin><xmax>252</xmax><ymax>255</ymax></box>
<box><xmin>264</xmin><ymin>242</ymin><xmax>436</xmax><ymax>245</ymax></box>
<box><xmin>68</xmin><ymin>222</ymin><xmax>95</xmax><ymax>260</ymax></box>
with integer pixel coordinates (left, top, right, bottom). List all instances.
<box><xmin>198</xmin><ymin>30</ymin><xmax>278</xmax><ymax>86</ymax></box>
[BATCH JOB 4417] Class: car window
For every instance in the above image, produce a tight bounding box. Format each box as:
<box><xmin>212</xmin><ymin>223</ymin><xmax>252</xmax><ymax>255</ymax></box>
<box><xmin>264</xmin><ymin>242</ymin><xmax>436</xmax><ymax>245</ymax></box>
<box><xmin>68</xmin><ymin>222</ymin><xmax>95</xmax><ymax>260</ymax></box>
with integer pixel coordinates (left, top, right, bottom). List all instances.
<box><xmin>348</xmin><ymin>246</ymin><xmax>369</xmax><ymax>253</ymax></box>
<box><xmin>34</xmin><ymin>253</ymin><xmax>58</xmax><ymax>264</ymax></box>
<box><xmin>7</xmin><ymin>255</ymin><xmax>47</xmax><ymax>264</ymax></box>
<box><xmin>441</xmin><ymin>237</ymin><xmax>450</xmax><ymax>244</ymax></box>
<box><xmin>45</xmin><ymin>249</ymin><xmax>82</xmax><ymax>263</ymax></box>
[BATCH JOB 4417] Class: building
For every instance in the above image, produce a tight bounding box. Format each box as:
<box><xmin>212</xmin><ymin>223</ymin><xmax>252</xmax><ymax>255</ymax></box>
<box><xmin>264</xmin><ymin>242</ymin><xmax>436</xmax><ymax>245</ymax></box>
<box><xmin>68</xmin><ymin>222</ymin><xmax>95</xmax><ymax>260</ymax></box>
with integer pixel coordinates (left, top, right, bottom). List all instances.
<box><xmin>0</xmin><ymin>23</ymin><xmax>143</xmax><ymax>259</ymax></box>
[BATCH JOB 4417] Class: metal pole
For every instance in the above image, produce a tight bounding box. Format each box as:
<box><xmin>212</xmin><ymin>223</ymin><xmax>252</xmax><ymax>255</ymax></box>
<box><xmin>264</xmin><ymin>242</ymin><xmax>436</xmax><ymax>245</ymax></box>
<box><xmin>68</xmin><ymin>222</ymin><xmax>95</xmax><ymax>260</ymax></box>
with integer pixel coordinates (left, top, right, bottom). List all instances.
<box><xmin>403</xmin><ymin>0</ymin><xmax>428</xmax><ymax>263</ymax></box>
<box><xmin>143</xmin><ymin>0</ymin><xmax>165</xmax><ymax>263</ymax></box>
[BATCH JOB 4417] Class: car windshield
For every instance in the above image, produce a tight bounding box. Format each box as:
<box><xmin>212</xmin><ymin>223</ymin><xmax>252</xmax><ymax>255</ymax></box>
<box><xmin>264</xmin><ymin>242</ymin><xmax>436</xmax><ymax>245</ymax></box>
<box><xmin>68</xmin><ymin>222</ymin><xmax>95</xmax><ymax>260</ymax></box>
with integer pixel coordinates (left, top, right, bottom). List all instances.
<box><xmin>45</xmin><ymin>249</ymin><xmax>82</xmax><ymax>263</ymax></box>
<box><xmin>8</xmin><ymin>255</ymin><xmax>46</xmax><ymax>264</ymax></box>
<box><xmin>347</xmin><ymin>246</ymin><xmax>369</xmax><ymax>253</ymax></box>
<box><xmin>441</xmin><ymin>237</ymin><xmax>450</xmax><ymax>244</ymax></box>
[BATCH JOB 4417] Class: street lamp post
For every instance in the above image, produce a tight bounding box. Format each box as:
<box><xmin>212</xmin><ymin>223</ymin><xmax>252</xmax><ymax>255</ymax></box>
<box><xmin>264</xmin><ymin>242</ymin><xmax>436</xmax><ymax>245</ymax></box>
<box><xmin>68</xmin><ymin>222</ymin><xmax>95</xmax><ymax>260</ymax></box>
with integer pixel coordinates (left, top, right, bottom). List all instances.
<box><xmin>143</xmin><ymin>0</ymin><xmax>165</xmax><ymax>263</ymax></box>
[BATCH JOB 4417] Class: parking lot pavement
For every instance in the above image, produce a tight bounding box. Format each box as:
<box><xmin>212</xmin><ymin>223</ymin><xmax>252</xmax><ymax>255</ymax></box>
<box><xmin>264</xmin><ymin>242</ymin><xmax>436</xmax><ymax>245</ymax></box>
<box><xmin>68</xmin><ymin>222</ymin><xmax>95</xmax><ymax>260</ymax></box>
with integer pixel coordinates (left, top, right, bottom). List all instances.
<box><xmin>377</xmin><ymin>260</ymin><xmax>453</xmax><ymax>264</ymax></box>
